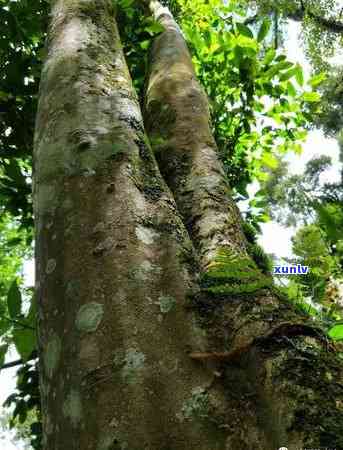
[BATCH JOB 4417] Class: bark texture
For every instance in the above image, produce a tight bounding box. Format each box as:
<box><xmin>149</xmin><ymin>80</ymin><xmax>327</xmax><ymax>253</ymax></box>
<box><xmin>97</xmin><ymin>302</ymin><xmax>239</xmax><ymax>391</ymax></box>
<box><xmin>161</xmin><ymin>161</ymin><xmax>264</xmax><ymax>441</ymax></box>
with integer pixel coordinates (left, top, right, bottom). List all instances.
<box><xmin>33</xmin><ymin>1</ymin><xmax>231</xmax><ymax>449</ymax></box>
<box><xmin>143</xmin><ymin>2</ymin><xmax>343</xmax><ymax>450</ymax></box>
<box><xmin>33</xmin><ymin>0</ymin><xmax>343</xmax><ymax>449</ymax></box>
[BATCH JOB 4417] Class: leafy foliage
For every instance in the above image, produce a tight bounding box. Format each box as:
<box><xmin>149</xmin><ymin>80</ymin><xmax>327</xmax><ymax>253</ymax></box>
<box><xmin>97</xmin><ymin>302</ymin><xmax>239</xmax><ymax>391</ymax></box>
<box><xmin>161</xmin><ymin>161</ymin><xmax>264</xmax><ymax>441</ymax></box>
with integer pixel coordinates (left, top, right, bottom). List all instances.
<box><xmin>176</xmin><ymin>0</ymin><xmax>321</xmax><ymax>199</ymax></box>
<box><xmin>0</xmin><ymin>0</ymin><xmax>48</xmax><ymax>229</ymax></box>
<box><xmin>3</xmin><ymin>358</ymin><xmax>41</xmax><ymax>450</ymax></box>
<box><xmin>262</xmin><ymin>153</ymin><xmax>343</xmax><ymax>334</ymax></box>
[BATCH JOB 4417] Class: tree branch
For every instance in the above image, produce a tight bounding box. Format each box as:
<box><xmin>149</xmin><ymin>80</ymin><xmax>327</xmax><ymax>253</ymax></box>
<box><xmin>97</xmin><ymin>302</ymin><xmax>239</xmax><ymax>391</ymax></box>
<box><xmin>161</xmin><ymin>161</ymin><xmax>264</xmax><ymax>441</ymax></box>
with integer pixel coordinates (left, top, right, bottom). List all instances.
<box><xmin>0</xmin><ymin>358</ymin><xmax>23</xmax><ymax>370</ymax></box>
<box><xmin>288</xmin><ymin>3</ymin><xmax>343</xmax><ymax>34</ymax></box>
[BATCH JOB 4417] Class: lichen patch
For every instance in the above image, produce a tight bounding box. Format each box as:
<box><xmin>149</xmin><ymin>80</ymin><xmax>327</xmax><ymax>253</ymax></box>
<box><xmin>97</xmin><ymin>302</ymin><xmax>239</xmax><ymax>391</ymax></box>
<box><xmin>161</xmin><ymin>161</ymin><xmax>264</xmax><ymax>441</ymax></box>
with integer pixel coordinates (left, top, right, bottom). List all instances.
<box><xmin>62</xmin><ymin>389</ymin><xmax>82</xmax><ymax>427</ymax></box>
<box><xmin>46</xmin><ymin>258</ymin><xmax>57</xmax><ymax>274</ymax></box>
<box><xmin>177</xmin><ymin>387</ymin><xmax>209</xmax><ymax>422</ymax></box>
<box><xmin>135</xmin><ymin>226</ymin><xmax>159</xmax><ymax>245</ymax></box>
<box><xmin>121</xmin><ymin>348</ymin><xmax>146</xmax><ymax>384</ymax></box>
<box><xmin>158</xmin><ymin>295</ymin><xmax>176</xmax><ymax>314</ymax></box>
<box><xmin>44</xmin><ymin>333</ymin><xmax>61</xmax><ymax>378</ymax></box>
<box><xmin>76</xmin><ymin>302</ymin><xmax>104</xmax><ymax>333</ymax></box>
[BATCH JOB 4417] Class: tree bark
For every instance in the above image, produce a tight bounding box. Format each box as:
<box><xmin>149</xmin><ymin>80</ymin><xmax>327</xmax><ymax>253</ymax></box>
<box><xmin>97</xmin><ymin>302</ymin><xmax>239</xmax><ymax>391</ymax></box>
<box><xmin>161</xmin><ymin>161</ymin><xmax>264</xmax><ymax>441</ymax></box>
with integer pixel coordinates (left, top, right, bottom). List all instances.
<box><xmin>33</xmin><ymin>1</ymin><xmax>229</xmax><ymax>449</ymax></box>
<box><xmin>33</xmin><ymin>0</ymin><xmax>343</xmax><ymax>449</ymax></box>
<box><xmin>143</xmin><ymin>2</ymin><xmax>343</xmax><ymax>449</ymax></box>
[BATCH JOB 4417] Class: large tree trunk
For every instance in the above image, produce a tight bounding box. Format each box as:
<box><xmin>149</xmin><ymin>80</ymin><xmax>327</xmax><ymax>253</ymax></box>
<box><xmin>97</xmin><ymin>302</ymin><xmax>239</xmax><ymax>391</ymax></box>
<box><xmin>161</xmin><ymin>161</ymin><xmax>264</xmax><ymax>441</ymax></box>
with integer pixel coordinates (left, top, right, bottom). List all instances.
<box><xmin>33</xmin><ymin>1</ymin><xmax>229</xmax><ymax>449</ymax></box>
<box><xmin>33</xmin><ymin>1</ymin><xmax>343</xmax><ymax>450</ymax></box>
<box><xmin>143</xmin><ymin>2</ymin><xmax>343</xmax><ymax>449</ymax></box>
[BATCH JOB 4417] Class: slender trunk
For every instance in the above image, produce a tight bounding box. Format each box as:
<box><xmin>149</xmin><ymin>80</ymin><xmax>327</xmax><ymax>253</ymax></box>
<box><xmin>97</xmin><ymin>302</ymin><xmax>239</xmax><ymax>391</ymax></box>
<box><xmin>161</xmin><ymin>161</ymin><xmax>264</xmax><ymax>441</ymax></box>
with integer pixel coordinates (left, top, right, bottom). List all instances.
<box><xmin>143</xmin><ymin>2</ymin><xmax>343</xmax><ymax>449</ymax></box>
<box><xmin>33</xmin><ymin>1</ymin><xmax>230</xmax><ymax>449</ymax></box>
<box><xmin>143</xmin><ymin>2</ymin><xmax>248</xmax><ymax>271</ymax></box>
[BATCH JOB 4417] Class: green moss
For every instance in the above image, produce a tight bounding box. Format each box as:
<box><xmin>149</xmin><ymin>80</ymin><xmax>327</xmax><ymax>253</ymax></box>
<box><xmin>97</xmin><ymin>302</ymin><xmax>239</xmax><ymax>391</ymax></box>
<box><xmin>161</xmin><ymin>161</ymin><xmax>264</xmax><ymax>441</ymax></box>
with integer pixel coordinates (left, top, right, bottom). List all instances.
<box><xmin>247</xmin><ymin>242</ymin><xmax>272</xmax><ymax>275</ymax></box>
<box><xmin>201</xmin><ymin>247</ymin><xmax>273</xmax><ymax>297</ymax></box>
<box><xmin>241</xmin><ymin>221</ymin><xmax>272</xmax><ymax>274</ymax></box>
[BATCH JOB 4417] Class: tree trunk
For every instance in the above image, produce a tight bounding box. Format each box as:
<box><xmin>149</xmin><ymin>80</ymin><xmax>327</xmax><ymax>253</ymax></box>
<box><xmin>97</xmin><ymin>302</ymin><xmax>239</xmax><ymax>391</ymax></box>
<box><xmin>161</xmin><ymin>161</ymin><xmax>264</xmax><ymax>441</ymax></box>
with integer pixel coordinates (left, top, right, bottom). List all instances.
<box><xmin>143</xmin><ymin>2</ymin><xmax>343</xmax><ymax>449</ymax></box>
<box><xmin>33</xmin><ymin>1</ymin><xmax>343</xmax><ymax>450</ymax></box>
<box><xmin>33</xmin><ymin>1</ymin><xmax>228</xmax><ymax>449</ymax></box>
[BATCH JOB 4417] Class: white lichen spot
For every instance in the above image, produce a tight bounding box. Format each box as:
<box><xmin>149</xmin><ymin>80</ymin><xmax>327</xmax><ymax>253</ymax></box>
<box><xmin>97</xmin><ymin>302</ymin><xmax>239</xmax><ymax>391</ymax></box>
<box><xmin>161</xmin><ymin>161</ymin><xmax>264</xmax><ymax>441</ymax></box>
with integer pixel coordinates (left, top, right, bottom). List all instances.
<box><xmin>177</xmin><ymin>387</ymin><xmax>209</xmax><ymax>422</ymax></box>
<box><xmin>158</xmin><ymin>295</ymin><xmax>176</xmax><ymax>314</ymax></box>
<box><xmin>83</xmin><ymin>168</ymin><xmax>96</xmax><ymax>177</ymax></box>
<box><xmin>44</xmin><ymin>333</ymin><xmax>61</xmax><ymax>378</ymax></box>
<box><xmin>121</xmin><ymin>348</ymin><xmax>146</xmax><ymax>384</ymax></box>
<box><xmin>76</xmin><ymin>302</ymin><xmax>104</xmax><ymax>333</ymax></box>
<box><xmin>135</xmin><ymin>226</ymin><xmax>159</xmax><ymax>245</ymax></box>
<box><xmin>129</xmin><ymin>261</ymin><xmax>161</xmax><ymax>282</ymax></box>
<box><xmin>62</xmin><ymin>389</ymin><xmax>82</xmax><ymax>427</ymax></box>
<box><xmin>94</xmin><ymin>126</ymin><xmax>108</xmax><ymax>135</ymax></box>
<box><xmin>46</xmin><ymin>258</ymin><xmax>57</xmax><ymax>274</ymax></box>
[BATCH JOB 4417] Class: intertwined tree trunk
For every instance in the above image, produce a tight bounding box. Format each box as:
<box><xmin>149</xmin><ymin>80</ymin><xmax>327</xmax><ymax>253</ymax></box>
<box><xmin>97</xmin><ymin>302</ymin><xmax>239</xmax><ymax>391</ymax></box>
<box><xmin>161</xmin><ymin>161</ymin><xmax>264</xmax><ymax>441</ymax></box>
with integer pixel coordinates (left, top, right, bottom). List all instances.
<box><xmin>34</xmin><ymin>1</ymin><xmax>343</xmax><ymax>449</ymax></box>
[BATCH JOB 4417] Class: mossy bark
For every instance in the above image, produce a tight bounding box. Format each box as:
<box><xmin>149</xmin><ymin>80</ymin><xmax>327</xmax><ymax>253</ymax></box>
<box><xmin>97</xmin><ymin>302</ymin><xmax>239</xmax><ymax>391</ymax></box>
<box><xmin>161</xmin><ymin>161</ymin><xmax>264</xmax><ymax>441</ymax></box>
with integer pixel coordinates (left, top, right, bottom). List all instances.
<box><xmin>143</xmin><ymin>2</ymin><xmax>343</xmax><ymax>449</ymax></box>
<box><xmin>34</xmin><ymin>1</ymin><xmax>231</xmax><ymax>449</ymax></box>
<box><xmin>143</xmin><ymin>1</ymin><xmax>248</xmax><ymax>271</ymax></box>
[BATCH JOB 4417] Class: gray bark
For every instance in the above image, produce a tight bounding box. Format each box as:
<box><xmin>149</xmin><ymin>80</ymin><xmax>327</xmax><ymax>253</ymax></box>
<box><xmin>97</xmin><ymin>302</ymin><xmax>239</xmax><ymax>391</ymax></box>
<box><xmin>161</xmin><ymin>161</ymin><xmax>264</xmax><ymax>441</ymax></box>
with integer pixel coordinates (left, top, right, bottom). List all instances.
<box><xmin>33</xmin><ymin>1</ymin><xmax>229</xmax><ymax>449</ymax></box>
<box><xmin>33</xmin><ymin>1</ymin><xmax>343</xmax><ymax>449</ymax></box>
<box><xmin>143</xmin><ymin>2</ymin><xmax>343</xmax><ymax>449</ymax></box>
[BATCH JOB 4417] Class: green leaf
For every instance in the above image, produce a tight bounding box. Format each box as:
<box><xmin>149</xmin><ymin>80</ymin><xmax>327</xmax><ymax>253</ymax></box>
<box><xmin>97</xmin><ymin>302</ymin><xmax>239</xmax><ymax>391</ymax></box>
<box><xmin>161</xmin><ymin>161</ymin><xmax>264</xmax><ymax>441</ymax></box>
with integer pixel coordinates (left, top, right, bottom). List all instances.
<box><xmin>257</xmin><ymin>19</ymin><xmax>271</xmax><ymax>42</ymax></box>
<box><xmin>13</xmin><ymin>328</ymin><xmax>36</xmax><ymax>362</ymax></box>
<box><xmin>24</xmin><ymin>296</ymin><xmax>37</xmax><ymax>329</ymax></box>
<box><xmin>144</xmin><ymin>22</ymin><xmax>164</xmax><ymax>36</ymax></box>
<box><xmin>287</xmin><ymin>81</ymin><xmax>297</xmax><ymax>97</ymax></box>
<box><xmin>263</xmin><ymin>48</ymin><xmax>276</xmax><ymax>65</ymax></box>
<box><xmin>236</xmin><ymin>23</ymin><xmax>254</xmax><ymax>39</ymax></box>
<box><xmin>262</xmin><ymin>152</ymin><xmax>279</xmax><ymax>169</ymax></box>
<box><xmin>235</xmin><ymin>35</ymin><xmax>258</xmax><ymax>51</ymax></box>
<box><xmin>275</xmin><ymin>55</ymin><xmax>287</xmax><ymax>62</ymax></box>
<box><xmin>302</xmin><ymin>91</ymin><xmax>321</xmax><ymax>102</ymax></box>
<box><xmin>263</xmin><ymin>62</ymin><xmax>290</xmax><ymax>80</ymax></box>
<box><xmin>309</xmin><ymin>72</ymin><xmax>326</xmax><ymax>87</ymax></box>
<box><xmin>279</xmin><ymin>67</ymin><xmax>297</xmax><ymax>81</ymax></box>
<box><xmin>294</xmin><ymin>63</ymin><xmax>304</xmax><ymax>86</ymax></box>
<box><xmin>118</xmin><ymin>0</ymin><xmax>134</xmax><ymax>8</ymax></box>
<box><xmin>7</xmin><ymin>280</ymin><xmax>22</xmax><ymax>318</ymax></box>
<box><xmin>328</xmin><ymin>324</ymin><xmax>343</xmax><ymax>341</ymax></box>
<box><xmin>140</xmin><ymin>40</ymin><xmax>150</xmax><ymax>50</ymax></box>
